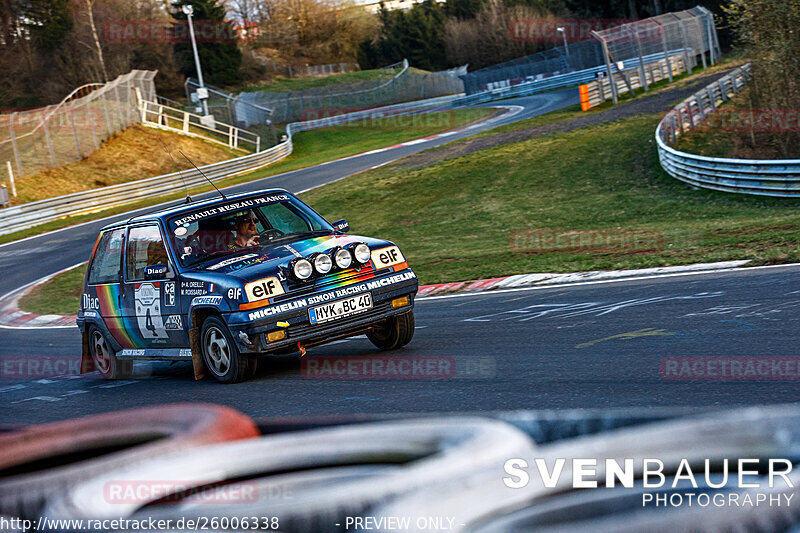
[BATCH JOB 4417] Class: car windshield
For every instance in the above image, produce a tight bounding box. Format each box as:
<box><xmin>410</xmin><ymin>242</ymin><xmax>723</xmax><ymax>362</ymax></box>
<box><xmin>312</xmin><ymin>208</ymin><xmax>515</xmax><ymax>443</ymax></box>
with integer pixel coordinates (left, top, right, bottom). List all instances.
<box><xmin>167</xmin><ymin>193</ymin><xmax>333</xmax><ymax>267</ymax></box>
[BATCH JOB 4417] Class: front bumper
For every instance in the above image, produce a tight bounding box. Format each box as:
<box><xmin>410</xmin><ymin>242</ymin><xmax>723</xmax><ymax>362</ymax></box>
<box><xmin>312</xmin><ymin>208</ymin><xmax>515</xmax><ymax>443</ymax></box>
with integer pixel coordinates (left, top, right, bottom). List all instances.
<box><xmin>226</xmin><ymin>268</ymin><xmax>418</xmax><ymax>354</ymax></box>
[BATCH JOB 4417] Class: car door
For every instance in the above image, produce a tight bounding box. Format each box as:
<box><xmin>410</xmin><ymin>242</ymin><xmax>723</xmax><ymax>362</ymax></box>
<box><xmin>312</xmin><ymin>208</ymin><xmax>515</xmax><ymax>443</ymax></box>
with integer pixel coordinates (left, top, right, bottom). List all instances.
<box><xmin>84</xmin><ymin>228</ymin><xmax>132</xmax><ymax>350</ymax></box>
<box><xmin>122</xmin><ymin>223</ymin><xmax>188</xmax><ymax>349</ymax></box>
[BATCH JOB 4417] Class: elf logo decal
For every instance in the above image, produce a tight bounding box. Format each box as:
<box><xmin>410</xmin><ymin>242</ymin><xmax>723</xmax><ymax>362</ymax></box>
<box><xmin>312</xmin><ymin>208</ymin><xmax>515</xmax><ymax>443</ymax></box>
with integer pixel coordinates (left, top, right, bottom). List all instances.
<box><xmin>245</xmin><ymin>277</ymin><xmax>285</xmax><ymax>302</ymax></box>
<box><xmin>135</xmin><ymin>282</ymin><xmax>165</xmax><ymax>339</ymax></box>
<box><xmin>371</xmin><ymin>246</ymin><xmax>405</xmax><ymax>269</ymax></box>
<box><xmin>228</xmin><ymin>288</ymin><xmax>243</xmax><ymax>300</ymax></box>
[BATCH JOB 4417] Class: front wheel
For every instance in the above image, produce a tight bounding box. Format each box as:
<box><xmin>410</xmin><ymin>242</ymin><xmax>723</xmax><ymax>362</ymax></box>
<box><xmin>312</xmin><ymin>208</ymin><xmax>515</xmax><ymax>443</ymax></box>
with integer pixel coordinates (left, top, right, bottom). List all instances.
<box><xmin>367</xmin><ymin>310</ymin><xmax>415</xmax><ymax>351</ymax></box>
<box><xmin>89</xmin><ymin>326</ymin><xmax>132</xmax><ymax>379</ymax></box>
<box><xmin>200</xmin><ymin>316</ymin><xmax>256</xmax><ymax>383</ymax></box>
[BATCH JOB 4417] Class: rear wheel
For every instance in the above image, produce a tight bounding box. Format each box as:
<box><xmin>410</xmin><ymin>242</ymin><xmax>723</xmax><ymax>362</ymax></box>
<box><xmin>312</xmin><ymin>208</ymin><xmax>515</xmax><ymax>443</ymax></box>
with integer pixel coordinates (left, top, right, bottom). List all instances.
<box><xmin>89</xmin><ymin>326</ymin><xmax>132</xmax><ymax>380</ymax></box>
<box><xmin>200</xmin><ymin>316</ymin><xmax>255</xmax><ymax>383</ymax></box>
<box><xmin>367</xmin><ymin>310</ymin><xmax>415</xmax><ymax>351</ymax></box>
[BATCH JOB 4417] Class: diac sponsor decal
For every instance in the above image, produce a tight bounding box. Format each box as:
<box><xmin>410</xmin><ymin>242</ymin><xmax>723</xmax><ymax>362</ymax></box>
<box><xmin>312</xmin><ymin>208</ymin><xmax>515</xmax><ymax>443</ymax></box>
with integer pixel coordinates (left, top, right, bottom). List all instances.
<box><xmin>82</xmin><ymin>294</ymin><xmax>100</xmax><ymax>311</ymax></box>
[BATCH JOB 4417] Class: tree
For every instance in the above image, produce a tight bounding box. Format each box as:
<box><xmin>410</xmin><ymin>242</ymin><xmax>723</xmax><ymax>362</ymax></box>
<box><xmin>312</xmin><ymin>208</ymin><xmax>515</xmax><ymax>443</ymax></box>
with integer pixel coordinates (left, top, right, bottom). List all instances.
<box><xmin>726</xmin><ymin>0</ymin><xmax>800</xmax><ymax>157</ymax></box>
<box><xmin>171</xmin><ymin>0</ymin><xmax>243</xmax><ymax>86</ymax></box>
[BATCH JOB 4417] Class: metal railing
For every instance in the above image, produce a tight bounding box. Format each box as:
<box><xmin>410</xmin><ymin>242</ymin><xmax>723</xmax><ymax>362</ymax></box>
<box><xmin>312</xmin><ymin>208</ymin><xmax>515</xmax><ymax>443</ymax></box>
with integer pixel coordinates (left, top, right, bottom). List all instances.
<box><xmin>140</xmin><ymin>100</ymin><xmax>261</xmax><ymax>152</ymax></box>
<box><xmin>454</xmin><ymin>50</ymin><xmax>685</xmax><ymax>106</ymax></box>
<box><xmin>656</xmin><ymin>63</ymin><xmax>800</xmax><ymax>197</ymax></box>
<box><xmin>593</xmin><ymin>6</ymin><xmax>719</xmax><ymax>104</ymax></box>
<box><xmin>579</xmin><ymin>52</ymin><xmax>689</xmax><ymax>110</ymax></box>
<box><xmin>0</xmin><ymin>94</ymin><xmax>463</xmax><ymax>237</ymax></box>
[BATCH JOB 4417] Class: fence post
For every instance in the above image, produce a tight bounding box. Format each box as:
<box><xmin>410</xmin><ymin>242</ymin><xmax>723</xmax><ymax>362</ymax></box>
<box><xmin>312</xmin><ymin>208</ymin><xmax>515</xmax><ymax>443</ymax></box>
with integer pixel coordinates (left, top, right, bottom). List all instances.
<box><xmin>8</xmin><ymin>113</ymin><xmax>23</xmax><ymax>177</ymax></box>
<box><xmin>593</xmin><ymin>31</ymin><xmax>618</xmax><ymax>105</ymax></box>
<box><xmin>101</xmin><ymin>89</ymin><xmax>114</xmax><ymax>135</ymax></box>
<box><xmin>629</xmin><ymin>25</ymin><xmax>649</xmax><ymax>92</ymax></box>
<box><xmin>41</xmin><ymin>110</ymin><xmax>57</xmax><ymax>166</ymax></box>
<box><xmin>69</xmin><ymin>108</ymin><xmax>82</xmax><ymax>158</ymax></box>
<box><xmin>88</xmin><ymin>107</ymin><xmax>100</xmax><ymax>150</ymax></box>
<box><xmin>6</xmin><ymin>161</ymin><xmax>17</xmax><ymax>197</ymax></box>
<box><xmin>678</xmin><ymin>20</ymin><xmax>693</xmax><ymax>74</ymax></box>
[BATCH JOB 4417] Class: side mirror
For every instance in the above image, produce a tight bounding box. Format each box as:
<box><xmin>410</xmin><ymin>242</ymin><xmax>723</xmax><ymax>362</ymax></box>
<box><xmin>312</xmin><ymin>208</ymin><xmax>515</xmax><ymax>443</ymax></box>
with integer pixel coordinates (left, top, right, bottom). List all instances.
<box><xmin>332</xmin><ymin>219</ymin><xmax>350</xmax><ymax>234</ymax></box>
<box><xmin>144</xmin><ymin>264</ymin><xmax>169</xmax><ymax>280</ymax></box>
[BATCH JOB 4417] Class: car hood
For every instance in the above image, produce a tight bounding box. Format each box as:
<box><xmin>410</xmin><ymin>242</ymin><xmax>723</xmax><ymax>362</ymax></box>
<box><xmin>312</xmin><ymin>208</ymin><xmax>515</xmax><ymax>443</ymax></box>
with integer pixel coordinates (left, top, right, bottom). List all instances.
<box><xmin>195</xmin><ymin>234</ymin><xmax>395</xmax><ymax>281</ymax></box>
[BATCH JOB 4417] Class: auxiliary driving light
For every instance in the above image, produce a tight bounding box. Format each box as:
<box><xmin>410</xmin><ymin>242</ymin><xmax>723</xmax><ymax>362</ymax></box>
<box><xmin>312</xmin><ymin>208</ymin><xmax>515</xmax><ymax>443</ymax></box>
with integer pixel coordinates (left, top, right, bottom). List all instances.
<box><xmin>313</xmin><ymin>253</ymin><xmax>333</xmax><ymax>274</ymax></box>
<box><xmin>291</xmin><ymin>258</ymin><xmax>313</xmax><ymax>280</ymax></box>
<box><xmin>334</xmin><ymin>248</ymin><xmax>352</xmax><ymax>269</ymax></box>
<box><xmin>353</xmin><ymin>243</ymin><xmax>371</xmax><ymax>264</ymax></box>
<box><xmin>391</xmin><ymin>296</ymin><xmax>410</xmax><ymax>308</ymax></box>
<box><xmin>267</xmin><ymin>330</ymin><xmax>286</xmax><ymax>342</ymax></box>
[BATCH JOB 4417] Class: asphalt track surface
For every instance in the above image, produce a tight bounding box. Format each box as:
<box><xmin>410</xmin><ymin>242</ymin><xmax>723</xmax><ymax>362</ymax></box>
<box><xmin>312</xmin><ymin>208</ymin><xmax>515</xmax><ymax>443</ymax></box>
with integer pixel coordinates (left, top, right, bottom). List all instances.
<box><xmin>4</xmin><ymin>88</ymin><xmax>800</xmax><ymax>425</ymax></box>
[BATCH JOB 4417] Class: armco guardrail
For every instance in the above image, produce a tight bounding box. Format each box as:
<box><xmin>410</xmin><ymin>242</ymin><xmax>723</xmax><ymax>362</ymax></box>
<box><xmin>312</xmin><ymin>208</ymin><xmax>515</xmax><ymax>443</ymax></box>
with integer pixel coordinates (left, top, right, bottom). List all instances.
<box><xmin>0</xmin><ymin>94</ymin><xmax>462</xmax><ymax>237</ymax></box>
<box><xmin>454</xmin><ymin>50</ymin><xmax>688</xmax><ymax>106</ymax></box>
<box><xmin>656</xmin><ymin>64</ymin><xmax>800</xmax><ymax>197</ymax></box>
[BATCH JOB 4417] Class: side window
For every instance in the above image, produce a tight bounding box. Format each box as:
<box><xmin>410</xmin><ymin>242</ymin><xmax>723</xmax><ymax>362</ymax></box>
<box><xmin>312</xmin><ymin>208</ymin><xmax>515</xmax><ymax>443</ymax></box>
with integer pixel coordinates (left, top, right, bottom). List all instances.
<box><xmin>126</xmin><ymin>225</ymin><xmax>169</xmax><ymax>282</ymax></box>
<box><xmin>261</xmin><ymin>203</ymin><xmax>311</xmax><ymax>234</ymax></box>
<box><xmin>88</xmin><ymin>229</ymin><xmax>125</xmax><ymax>285</ymax></box>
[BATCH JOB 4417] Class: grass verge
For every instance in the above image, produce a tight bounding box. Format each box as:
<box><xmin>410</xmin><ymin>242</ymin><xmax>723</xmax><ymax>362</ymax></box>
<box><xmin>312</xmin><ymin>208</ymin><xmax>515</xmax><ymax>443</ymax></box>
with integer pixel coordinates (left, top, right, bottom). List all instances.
<box><xmin>19</xmin><ymin>105</ymin><xmax>800</xmax><ymax>314</ymax></box>
<box><xmin>0</xmin><ymin>107</ymin><xmax>493</xmax><ymax>246</ymax></box>
<box><xmin>242</xmin><ymin>68</ymin><xmax>401</xmax><ymax>94</ymax></box>
<box><xmin>18</xmin><ymin>264</ymin><xmax>86</xmax><ymax>316</ymax></box>
<box><xmin>8</xmin><ymin>126</ymin><xmax>244</xmax><ymax>205</ymax></box>
<box><xmin>303</xmin><ymin>112</ymin><xmax>800</xmax><ymax>284</ymax></box>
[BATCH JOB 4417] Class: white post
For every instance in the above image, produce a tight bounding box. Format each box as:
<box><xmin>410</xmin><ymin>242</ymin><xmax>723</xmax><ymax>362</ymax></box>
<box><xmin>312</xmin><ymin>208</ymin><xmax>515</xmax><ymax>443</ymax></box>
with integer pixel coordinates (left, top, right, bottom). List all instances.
<box><xmin>6</xmin><ymin>161</ymin><xmax>17</xmax><ymax>197</ymax></box>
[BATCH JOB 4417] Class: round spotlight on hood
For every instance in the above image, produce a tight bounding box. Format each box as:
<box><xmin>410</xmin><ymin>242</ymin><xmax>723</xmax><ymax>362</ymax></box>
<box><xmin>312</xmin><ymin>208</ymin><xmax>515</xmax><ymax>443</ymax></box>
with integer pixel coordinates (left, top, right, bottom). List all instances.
<box><xmin>334</xmin><ymin>248</ymin><xmax>353</xmax><ymax>270</ymax></box>
<box><xmin>291</xmin><ymin>258</ymin><xmax>313</xmax><ymax>280</ymax></box>
<box><xmin>313</xmin><ymin>253</ymin><xmax>333</xmax><ymax>275</ymax></box>
<box><xmin>353</xmin><ymin>243</ymin><xmax>371</xmax><ymax>264</ymax></box>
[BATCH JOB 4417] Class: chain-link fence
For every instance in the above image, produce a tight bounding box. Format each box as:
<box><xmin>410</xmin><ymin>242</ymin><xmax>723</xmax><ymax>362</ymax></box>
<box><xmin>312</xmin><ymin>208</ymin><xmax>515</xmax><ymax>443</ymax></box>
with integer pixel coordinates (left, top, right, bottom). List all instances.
<box><xmin>459</xmin><ymin>7</ymin><xmax>720</xmax><ymax>99</ymax></box>
<box><xmin>0</xmin><ymin>70</ymin><xmax>157</xmax><ymax>180</ymax></box>
<box><xmin>460</xmin><ymin>40</ymin><xmax>606</xmax><ymax>95</ymax></box>
<box><xmin>203</xmin><ymin>61</ymin><xmax>464</xmax><ymax>126</ymax></box>
<box><xmin>592</xmin><ymin>6</ymin><xmax>720</xmax><ymax>103</ymax></box>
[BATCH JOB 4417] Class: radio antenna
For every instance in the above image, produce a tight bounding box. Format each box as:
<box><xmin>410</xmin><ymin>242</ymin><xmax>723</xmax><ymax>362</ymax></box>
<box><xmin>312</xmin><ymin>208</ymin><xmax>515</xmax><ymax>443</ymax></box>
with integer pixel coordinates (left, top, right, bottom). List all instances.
<box><xmin>179</xmin><ymin>150</ymin><xmax>227</xmax><ymax>201</ymax></box>
<box><xmin>156</xmin><ymin>135</ymin><xmax>192</xmax><ymax>203</ymax></box>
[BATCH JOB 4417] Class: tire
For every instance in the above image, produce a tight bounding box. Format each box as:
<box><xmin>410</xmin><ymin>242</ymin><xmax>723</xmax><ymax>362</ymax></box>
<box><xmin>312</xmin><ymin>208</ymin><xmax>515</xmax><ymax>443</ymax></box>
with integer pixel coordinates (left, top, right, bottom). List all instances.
<box><xmin>41</xmin><ymin>417</ymin><xmax>535</xmax><ymax>533</ymax></box>
<box><xmin>200</xmin><ymin>315</ymin><xmax>254</xmax><ymax>383</ymax></box>
<box><xmin>88</xmin><ymin>325</ymin><xmax>132</xmax><ymax>380</ymax></box>
<box><xmin>0</xmin><ymin>404</ymin><xmax>259</xmax><ymax>520</ymax></box>
<box><xmin>367</xmin><ymin>310</ymin><xmax>415</xmax><ymax>351</ymax></box>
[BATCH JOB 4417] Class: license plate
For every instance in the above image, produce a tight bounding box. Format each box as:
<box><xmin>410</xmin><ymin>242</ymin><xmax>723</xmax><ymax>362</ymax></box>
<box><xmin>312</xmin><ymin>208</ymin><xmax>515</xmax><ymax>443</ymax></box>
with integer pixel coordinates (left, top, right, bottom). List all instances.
<box><xmin>308</xmin><ymin>293</ymin><xmax>373</xmax><ymax>324</ymax></box>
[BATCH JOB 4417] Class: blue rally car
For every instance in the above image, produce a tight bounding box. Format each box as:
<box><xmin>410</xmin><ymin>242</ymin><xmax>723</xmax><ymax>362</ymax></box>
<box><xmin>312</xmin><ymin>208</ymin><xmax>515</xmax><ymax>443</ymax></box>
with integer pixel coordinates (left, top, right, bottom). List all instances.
<box><xmin>77</xmin><ymin>189</ymin><xmax>419</xmax><ymax>383</ymax></box>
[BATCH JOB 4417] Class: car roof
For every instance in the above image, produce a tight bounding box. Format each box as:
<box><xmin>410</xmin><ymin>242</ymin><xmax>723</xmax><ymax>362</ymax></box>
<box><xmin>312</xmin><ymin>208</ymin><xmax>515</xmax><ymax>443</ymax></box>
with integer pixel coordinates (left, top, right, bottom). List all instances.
<box><xmin>100</xmin><ymin>188</ymin><xmax>292</xmax><ymax>231</ymax></box>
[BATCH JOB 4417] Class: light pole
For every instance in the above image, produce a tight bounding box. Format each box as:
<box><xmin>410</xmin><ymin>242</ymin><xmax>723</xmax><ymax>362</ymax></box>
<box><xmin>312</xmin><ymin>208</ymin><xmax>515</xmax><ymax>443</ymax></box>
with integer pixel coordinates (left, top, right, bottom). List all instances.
<box><xmin>182</xmin><ymin>4</ymin><xmax>209</xmax><ymax>117</ymax></box>
<box><xmin>557</xmin><ymin>26</ymin><xmax>569</xmax><ymax>58</ymax></box>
